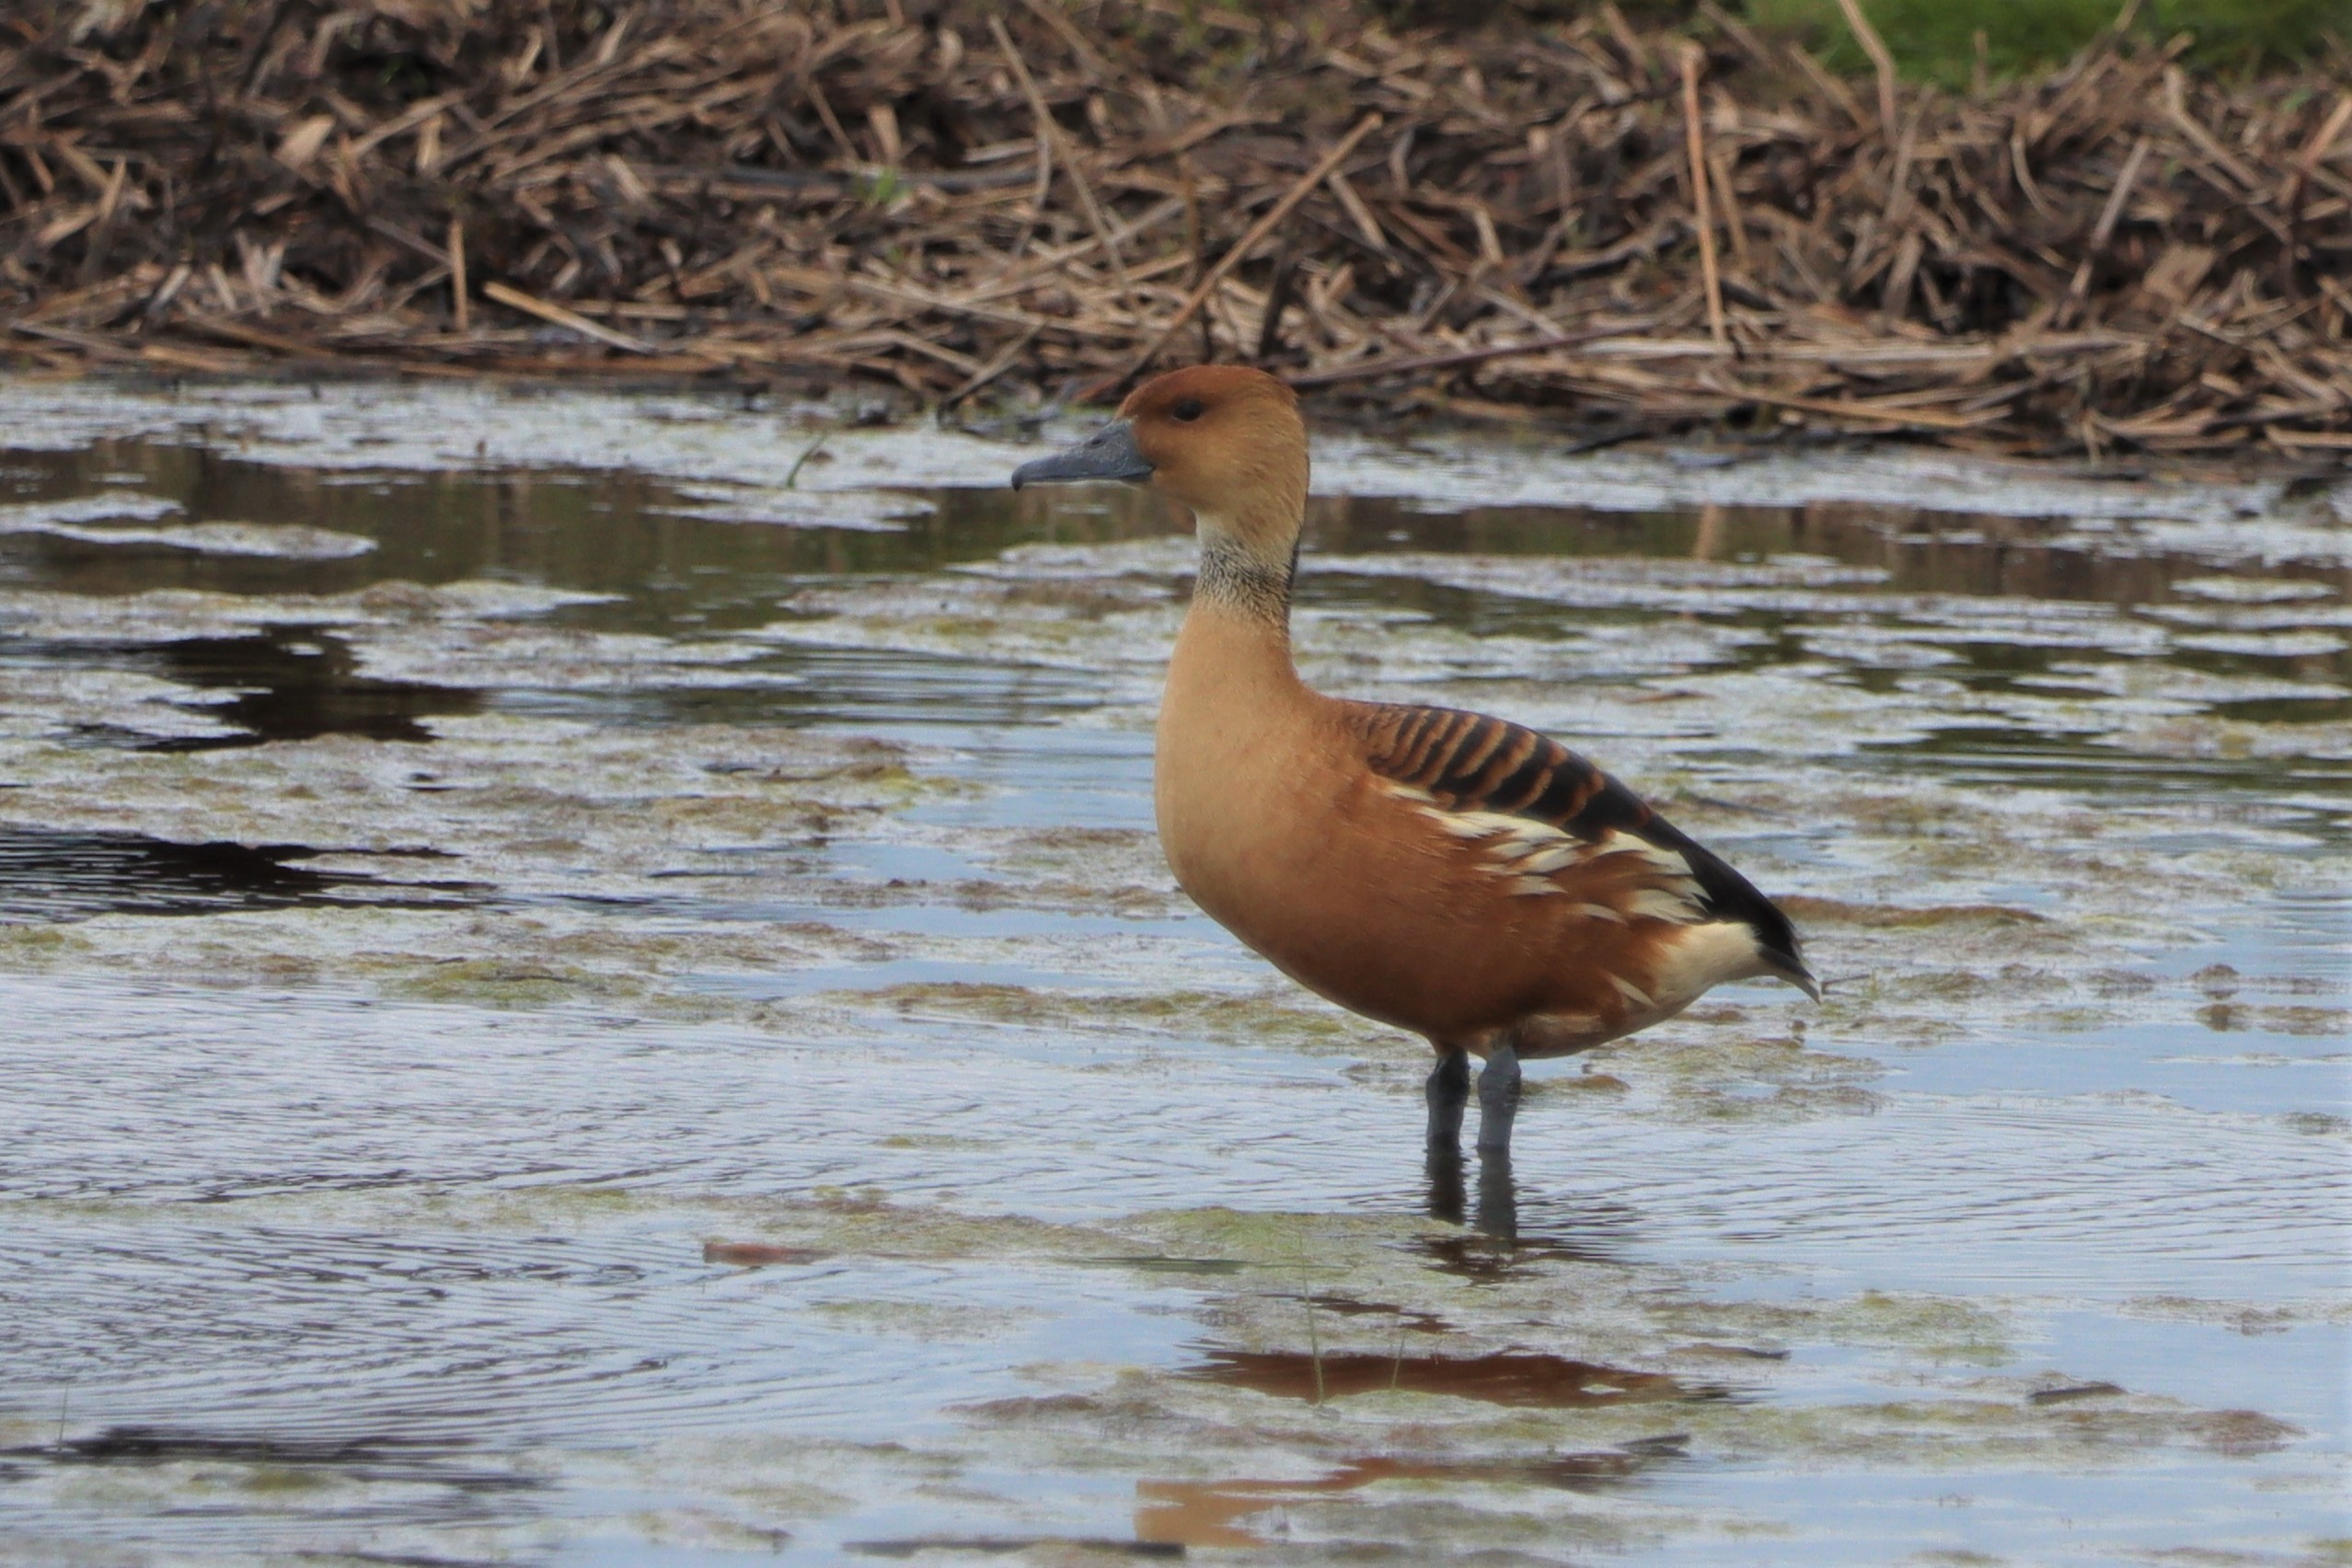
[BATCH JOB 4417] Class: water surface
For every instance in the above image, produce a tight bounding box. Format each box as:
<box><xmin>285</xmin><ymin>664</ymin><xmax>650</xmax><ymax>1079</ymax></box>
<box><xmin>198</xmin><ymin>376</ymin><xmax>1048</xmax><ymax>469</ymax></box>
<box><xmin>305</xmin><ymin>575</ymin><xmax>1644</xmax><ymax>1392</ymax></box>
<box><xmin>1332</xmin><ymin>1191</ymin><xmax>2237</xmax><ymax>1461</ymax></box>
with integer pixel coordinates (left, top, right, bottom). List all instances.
<box><xmin>0</xmin><ymin>381</ymin><xmax>2345</xmax><ymax>1565</ymax></box>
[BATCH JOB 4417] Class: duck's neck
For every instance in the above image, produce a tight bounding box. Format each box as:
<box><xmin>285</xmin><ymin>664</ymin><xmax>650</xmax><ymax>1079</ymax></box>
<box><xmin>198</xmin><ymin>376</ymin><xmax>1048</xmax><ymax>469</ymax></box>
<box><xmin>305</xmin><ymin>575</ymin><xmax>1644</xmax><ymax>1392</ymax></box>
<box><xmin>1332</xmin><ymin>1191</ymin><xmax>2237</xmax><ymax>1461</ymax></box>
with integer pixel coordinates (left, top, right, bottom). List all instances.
<box><xmin>1193</xmin><ymin>529</ymin><xmax>1297</xmax><ymax>629</ymax></box>
<box><xmin>1168</xmin><ymin>519</ymin><xmax>1303</xmax><ymax>705</ymax></box>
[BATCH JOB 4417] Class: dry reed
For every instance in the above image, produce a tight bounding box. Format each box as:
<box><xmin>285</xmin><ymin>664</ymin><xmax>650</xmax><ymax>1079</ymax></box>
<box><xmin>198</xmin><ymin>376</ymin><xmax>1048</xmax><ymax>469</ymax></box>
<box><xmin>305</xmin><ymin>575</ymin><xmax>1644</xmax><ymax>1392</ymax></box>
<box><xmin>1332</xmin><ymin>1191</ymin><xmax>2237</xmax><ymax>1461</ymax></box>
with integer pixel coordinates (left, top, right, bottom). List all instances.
<box><xmin>3</xmin><ymin>0</ymin><xmax>2346</xmax><ymax>456</ymax></box>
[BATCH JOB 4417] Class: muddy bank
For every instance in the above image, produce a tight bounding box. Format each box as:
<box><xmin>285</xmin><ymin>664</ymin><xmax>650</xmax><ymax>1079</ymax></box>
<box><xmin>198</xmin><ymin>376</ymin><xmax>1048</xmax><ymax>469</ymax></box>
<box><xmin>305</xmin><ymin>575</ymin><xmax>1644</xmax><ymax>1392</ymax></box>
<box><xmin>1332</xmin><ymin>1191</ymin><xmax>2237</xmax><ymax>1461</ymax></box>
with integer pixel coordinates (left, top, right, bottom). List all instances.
<box><xmin>4</xmin><ymin>2</ymin><xmax>2349</xmax><ymax>456</ymax></box>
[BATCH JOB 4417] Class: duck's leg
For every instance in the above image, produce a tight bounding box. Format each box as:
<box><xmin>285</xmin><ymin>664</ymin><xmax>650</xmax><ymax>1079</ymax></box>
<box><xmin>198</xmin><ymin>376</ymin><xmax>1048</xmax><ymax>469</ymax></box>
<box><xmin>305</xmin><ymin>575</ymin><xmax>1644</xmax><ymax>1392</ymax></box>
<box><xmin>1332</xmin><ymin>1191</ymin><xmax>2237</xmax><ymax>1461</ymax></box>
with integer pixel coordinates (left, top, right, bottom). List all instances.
<box><xmin>1424</xmin><ymin>1045</ymin><xmax>1470</xmax><ymax>1148</ymax></box>
<box><xmin>1475</xmin><ymin>1042</ymin><xmax>1522</xmax><ymax>1153</ymax></box>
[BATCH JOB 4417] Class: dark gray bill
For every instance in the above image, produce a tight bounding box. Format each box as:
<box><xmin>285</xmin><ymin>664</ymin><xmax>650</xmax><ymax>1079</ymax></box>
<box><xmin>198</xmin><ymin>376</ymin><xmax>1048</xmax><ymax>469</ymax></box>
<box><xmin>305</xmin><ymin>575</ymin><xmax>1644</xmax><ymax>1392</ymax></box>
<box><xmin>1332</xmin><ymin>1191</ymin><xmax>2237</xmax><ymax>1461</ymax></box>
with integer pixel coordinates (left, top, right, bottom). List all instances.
<box><xmin>1009</xmin><ymin>420</ymin><xmax>1152</xmax><ymax>490</ymax></box>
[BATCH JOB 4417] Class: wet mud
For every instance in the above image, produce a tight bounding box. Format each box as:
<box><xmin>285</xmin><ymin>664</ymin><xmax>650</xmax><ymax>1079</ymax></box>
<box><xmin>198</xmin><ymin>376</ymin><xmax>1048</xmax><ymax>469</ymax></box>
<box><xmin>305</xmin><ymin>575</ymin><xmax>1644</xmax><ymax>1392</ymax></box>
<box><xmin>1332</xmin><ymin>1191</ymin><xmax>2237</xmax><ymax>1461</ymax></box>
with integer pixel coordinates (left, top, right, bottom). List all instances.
<box><xmin>0</xmin><ymin>380</ymin><xmax>2344</xmax><ymax>1566</ymax></box>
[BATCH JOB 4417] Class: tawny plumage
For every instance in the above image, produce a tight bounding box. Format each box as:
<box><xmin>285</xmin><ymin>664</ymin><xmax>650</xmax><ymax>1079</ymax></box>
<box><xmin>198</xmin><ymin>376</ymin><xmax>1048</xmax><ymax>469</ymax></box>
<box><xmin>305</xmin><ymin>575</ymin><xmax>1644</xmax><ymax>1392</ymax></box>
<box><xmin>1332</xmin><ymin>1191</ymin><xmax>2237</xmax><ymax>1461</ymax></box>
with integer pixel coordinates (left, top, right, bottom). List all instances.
<box><xmin>1012</xmin><ymin>365</ymin><xmax>1816</xmax><ymax>1153</ymax></box>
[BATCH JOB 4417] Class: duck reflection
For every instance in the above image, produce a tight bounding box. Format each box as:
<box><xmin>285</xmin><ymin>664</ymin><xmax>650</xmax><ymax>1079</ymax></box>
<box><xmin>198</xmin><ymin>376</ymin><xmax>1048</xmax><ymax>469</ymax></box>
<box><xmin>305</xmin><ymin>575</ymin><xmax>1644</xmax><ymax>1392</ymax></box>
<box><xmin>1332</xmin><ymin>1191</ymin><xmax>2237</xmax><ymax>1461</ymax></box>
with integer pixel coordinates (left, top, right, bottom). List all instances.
<box><xmin>1137</xmin><ymin>1442</ymin><xmax>1689</xmax><ymax>1550</ymax></box>
<box><xmin>1421</xmin><ymin>1147</ymin><xmax>1640</xmax><ymax>1280</ymax></box>
<box><xmin>1424</xmin><ymin>1144</ymin><xmax>1519</xmax><ymax>1238</ymax></box>
<box><xmin>1182</xmin><ymin>1344</ymin><xmax>1693</xmax><ymax>1407</ymax></box>
<box><xmin>1138</xmin><ymin>1447</ymin><xmax>1693</xmax><ymax>1561</ymax></box>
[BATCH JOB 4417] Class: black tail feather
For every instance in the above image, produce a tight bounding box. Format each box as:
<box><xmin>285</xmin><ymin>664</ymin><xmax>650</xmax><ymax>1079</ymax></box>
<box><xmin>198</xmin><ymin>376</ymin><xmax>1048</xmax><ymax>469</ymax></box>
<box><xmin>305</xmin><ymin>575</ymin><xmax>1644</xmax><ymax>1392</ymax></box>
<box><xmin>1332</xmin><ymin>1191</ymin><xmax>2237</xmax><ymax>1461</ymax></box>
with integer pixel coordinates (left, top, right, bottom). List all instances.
<box><xmin>1565</xmin><ymin>775</ymin><xmax>1815</xmax><ymax>997</ymax></box>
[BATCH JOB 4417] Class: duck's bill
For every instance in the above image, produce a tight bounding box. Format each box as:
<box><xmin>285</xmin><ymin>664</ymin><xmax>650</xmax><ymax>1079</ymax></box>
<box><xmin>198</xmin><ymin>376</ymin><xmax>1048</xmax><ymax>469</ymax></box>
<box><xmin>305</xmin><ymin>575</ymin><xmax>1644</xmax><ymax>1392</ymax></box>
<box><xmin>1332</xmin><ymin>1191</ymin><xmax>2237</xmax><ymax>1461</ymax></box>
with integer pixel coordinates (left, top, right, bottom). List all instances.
<box><xmin>1009</xmin><ymin>420</ymin><xmax>1152</xmax><ymax>489</ymax></box>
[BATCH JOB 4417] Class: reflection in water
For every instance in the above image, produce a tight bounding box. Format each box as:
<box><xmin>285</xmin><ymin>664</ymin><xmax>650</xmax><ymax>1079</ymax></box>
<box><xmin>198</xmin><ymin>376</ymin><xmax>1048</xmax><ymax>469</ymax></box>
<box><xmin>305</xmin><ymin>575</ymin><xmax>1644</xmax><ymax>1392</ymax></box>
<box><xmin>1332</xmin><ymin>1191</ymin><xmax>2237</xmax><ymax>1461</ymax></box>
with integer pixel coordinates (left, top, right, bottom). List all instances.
<box><xmin>0</xmin><ymin>1424</ymin><xmax>543</xmax><ymax>1537</ymax></box>
<box><xmin>0</xmin><ymin>628</ymin><xmax>480</xmax><ymax>750</ymax></box>
<box><xmin>1183</xmin><ymin>1346</ymin><xmax>1702</xmax><ymax>1407</ymax></box>
<box><xmin>847</xmin><ymin>1537</ymin><xmax>1180</xmax><ymax>1561</ymax></box>
<box><xmin>1422</xmin><ymin>1147</ymin><xmax>1643</xmax><ymax>1280</ymax></box>
<box><xmin>702</xmin><ymin>1240</ymin><xmax>828</xmax><ymax>1267</ymax></box>
<box><xmin>20</xmin><ymin>1424</ymin><xmax>533</xmax><ymax>1491</ymax></box>
<box><xmin>0</xmin><ymin>827</ymin><xmax>483</xmax><ymax>921</ymax></box>
<box><xmin>6</xmin><ymin>436</ymin><xmax>2344</xmax><ymax>640</ymax></box>
<box><xmin>136</xmin><ymin>631</ymin><xmax>480</xmax><ymax>748</ymax></box>
<box><xmin>1478</xmin><ymin>1147</ymin><xmax>1516</xmax><ymax>1239</ymax></box>
<box><xmin>1136</xmin><ymin>1442</ymin><xmax>1689</xmax><ymax>1549</ymax></box>
<box><xmin>1425</xmin><ymin>1144</ymin><xmax>1521</xmax><ymax>1239</ymax></box>
<box><xmin>1280</xmin><ymin>1293</ymin><xmax>1447</xmax><ymax>1334</ymax></box>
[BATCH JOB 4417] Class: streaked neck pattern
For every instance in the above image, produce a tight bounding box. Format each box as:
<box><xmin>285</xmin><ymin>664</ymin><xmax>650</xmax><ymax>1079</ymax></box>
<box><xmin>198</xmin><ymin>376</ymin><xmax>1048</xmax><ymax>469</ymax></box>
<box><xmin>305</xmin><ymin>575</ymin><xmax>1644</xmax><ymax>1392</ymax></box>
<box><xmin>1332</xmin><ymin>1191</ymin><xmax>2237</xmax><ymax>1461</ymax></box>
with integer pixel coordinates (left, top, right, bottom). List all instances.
<box><xmin>1193</xmin><ymin>529</ymin><xmax>1297</xmax><ymax>626</ymax></box>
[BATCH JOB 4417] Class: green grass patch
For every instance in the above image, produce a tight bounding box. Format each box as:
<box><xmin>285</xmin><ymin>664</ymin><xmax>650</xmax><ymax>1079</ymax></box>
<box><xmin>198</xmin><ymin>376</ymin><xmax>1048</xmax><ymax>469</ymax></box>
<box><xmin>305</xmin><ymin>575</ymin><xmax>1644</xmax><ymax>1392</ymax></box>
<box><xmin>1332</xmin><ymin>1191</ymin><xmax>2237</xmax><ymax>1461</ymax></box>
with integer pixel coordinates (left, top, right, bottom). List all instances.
<box><xmin>1744</xmin><ymin>0</ymin><xmax>2345</xmax><ymax>81</ymax></box>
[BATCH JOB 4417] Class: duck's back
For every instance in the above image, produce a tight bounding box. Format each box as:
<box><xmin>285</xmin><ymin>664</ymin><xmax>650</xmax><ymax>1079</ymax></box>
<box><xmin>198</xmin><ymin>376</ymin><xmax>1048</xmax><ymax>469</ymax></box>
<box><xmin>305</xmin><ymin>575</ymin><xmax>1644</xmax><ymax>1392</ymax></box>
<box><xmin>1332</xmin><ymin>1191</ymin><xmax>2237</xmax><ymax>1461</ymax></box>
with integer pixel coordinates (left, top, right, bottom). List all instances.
<box><xmin>1347</xmin><ymin>699</ymin><xmax>1814</xmax><ymax>997</ymax></box>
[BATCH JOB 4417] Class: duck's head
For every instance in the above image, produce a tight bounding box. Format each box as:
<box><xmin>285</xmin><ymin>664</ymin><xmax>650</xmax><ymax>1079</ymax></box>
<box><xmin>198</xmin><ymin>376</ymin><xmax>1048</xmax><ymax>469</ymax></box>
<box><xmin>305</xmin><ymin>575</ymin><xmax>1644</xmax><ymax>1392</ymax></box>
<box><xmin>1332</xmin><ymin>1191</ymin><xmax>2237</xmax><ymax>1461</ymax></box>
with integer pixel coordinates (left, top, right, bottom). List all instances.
<box><xmin>1011</xmin><ymin>365</ymin><xmax>1308</xmax><ymax>555</ymax></box>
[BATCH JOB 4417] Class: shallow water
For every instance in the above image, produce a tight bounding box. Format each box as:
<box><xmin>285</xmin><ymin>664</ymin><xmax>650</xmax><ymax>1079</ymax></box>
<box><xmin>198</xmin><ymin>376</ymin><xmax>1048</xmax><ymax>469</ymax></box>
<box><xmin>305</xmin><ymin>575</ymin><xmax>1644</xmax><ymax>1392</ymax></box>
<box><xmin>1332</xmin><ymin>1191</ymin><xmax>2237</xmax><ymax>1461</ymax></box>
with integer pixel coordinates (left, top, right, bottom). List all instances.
<box><xmin>0</xmin><ymin>380</ymin><xmax>2345</xmax><ymax>1566</ymax></box>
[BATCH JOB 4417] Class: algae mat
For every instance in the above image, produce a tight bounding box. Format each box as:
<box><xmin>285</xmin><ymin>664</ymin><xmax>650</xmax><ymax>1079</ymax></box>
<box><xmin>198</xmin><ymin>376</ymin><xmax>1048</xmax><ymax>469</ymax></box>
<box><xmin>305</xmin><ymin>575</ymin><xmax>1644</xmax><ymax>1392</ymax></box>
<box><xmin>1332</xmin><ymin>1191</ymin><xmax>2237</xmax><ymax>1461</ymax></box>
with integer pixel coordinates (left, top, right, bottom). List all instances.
<box><xmin>0</xmin><ymin>380</ymin><xmax>2345</xmax><ymax>1566</ymax></box>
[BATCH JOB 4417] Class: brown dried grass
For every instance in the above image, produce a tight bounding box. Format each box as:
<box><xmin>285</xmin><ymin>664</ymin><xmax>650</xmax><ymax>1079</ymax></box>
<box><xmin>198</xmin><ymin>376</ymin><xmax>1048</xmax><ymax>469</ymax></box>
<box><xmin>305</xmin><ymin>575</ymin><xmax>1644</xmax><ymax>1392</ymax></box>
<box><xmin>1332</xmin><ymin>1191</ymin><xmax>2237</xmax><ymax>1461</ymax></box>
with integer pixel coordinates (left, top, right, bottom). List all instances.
<box><xmin>3</xmin><ymin>0</ymin><xmax>2346</xmax><ymax>457</ymax></box>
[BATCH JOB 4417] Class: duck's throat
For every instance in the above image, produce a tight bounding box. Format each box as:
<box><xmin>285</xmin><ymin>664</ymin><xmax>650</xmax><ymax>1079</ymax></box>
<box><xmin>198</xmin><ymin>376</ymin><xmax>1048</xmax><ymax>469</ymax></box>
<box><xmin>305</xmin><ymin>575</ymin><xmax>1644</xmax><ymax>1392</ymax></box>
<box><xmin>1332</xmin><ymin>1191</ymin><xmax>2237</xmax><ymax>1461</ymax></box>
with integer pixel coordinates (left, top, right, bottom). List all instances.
<box><xmin>1193</xmin><ymin>531</ymin><xmax>1297</xmax><ymax>626</ymax></box>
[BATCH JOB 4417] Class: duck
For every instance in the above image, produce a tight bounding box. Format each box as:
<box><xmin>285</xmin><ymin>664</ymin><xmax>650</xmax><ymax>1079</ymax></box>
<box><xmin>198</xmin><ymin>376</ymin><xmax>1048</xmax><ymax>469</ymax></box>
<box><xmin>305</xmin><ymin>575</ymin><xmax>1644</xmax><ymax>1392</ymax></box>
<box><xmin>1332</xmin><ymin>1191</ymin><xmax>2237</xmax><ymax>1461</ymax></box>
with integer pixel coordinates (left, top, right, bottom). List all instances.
<box><xmin>1010</xmin><ymin>364</ymin><xmax>1816</xmax><ymax>1156</ymax></box>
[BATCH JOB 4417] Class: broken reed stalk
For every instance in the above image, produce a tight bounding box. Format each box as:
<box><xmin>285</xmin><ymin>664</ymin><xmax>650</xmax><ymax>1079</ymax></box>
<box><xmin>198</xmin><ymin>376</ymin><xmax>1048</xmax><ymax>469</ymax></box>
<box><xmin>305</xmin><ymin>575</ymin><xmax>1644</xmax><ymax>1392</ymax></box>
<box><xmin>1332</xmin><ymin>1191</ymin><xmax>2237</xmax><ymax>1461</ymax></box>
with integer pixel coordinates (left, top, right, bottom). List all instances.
<box><xmin>2059</xmin><ymin>132</ymin><xmax>2151</xmax><ymax>325</ymax></box>
<box><xmin>1833</xmin><ymin>0</ymin><xmax>1901</xmax><ymax>135</ymax></box>
<box><xmin>1680</xmin><ymin>46</ymin><xmax>1728</xmax><ymax>350</ymax></box>
<box><xmin>446</xmin><ymin>216</ymin><xmax>468</xmax><ymax>334</ymax></box>
<box><xmin>938</xmin><ymin>321</ymin><xmax>1042</xmax><ymax>412</ymax></box>
<box><xmin>2297</xmin><ymin>94</ymin><xmax>2352</xmax><ymax>187</ymax></box>
<box><xmin>2092</xmin><ymin>135</ymin><xmax>2153</xmax><ymax>251</ymax></box>
<box><xmin>481</xmin><ymin>281</ymin><xmax>651</xmax><ymax>352</ymax></box>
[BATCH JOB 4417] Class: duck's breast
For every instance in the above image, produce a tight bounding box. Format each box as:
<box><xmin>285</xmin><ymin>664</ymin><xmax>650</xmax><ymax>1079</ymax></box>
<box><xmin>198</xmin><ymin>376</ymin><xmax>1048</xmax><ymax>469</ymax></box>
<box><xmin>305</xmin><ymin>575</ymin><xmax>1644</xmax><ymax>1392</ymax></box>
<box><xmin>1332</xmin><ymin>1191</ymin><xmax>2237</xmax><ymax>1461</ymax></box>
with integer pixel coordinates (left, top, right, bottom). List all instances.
<box><xmin>1157</xmin><ymin>702</ymin><xmax>1571</xmax><ymax>1037</ymax></box>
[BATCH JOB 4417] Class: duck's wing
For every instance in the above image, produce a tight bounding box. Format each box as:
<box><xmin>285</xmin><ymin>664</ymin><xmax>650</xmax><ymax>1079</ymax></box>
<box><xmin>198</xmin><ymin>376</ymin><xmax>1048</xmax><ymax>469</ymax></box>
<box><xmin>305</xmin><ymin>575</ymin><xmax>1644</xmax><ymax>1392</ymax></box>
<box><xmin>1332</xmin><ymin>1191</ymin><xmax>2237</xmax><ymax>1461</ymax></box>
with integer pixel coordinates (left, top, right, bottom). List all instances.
<box><xmin>1346</xmin><ymin>700</ymin><xmax>1817</xmax><ymax>998</ymax></box>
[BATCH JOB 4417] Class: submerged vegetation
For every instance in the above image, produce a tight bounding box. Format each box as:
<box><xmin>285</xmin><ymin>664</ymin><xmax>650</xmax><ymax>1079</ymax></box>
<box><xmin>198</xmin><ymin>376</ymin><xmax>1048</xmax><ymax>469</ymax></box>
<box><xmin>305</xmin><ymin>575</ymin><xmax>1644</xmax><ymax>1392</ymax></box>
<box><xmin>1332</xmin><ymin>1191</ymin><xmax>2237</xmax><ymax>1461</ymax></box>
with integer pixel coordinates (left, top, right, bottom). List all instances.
<box><xmin>0</xmin><ymin>0</ymin><xmax>2346</xmax><ymax>456</ymax></box>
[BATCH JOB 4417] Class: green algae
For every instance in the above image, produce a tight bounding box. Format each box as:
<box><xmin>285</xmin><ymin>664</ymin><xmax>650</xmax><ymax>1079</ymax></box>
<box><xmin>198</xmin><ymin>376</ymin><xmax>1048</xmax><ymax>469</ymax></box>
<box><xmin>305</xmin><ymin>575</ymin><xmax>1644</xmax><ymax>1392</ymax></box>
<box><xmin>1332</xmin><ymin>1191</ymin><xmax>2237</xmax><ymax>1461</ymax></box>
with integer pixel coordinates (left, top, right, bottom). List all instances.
<box><xmin>848</xmin><ymin>981</ymin><xmax>1378</xmax><ymax>1054</ymax></box>
<box><xmin>0</xmin><ymin>924</ymin><xmax>92</xmax><ymax>961</ymax></box>
<box><xmin>810</xmin><ymin>1299</ymin><xmax>1050</xmax><ymax>1343</ymax></box>
<box><xmin>1817</xmin><ymin>1292</ymin><xmax>2014</xmax><ymax>1365</ymax></box>
<box><xmin>378</xmin><ymin>958</ymin><xmax>617</xmax><ymax>1009</ymax></box>
<box><xmin>1778</xmin><ymin>896</ymin><xmax>2053</xmax><ymax>929</ymax></box>
<box><xmin>228</xmin><ymin>1465</ymin><xmax>336</xmax><ymax>1495</ymax></box>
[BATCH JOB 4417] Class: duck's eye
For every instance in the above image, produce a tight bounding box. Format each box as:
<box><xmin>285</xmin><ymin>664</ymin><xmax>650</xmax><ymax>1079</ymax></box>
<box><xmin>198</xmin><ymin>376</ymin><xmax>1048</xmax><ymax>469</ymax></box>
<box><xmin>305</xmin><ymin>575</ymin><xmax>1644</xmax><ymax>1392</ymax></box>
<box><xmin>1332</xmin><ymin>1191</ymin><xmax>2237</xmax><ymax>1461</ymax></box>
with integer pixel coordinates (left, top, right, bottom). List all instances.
<box><xmin>1170</xmin><ymin>398</ymin><xmax>1205</xmax><ymax>422</ymax></box>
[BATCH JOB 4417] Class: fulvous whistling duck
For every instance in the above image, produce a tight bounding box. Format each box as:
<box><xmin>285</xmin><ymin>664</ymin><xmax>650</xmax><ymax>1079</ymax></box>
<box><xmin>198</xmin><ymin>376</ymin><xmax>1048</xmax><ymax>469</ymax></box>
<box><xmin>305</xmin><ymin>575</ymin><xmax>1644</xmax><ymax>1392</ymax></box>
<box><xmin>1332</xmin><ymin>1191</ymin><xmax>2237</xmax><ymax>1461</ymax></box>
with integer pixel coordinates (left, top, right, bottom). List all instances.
<box><xmin>1011</xmin><ymin>365</ymin><xmax>1817</xmax><ymax>1155</ymax></box>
